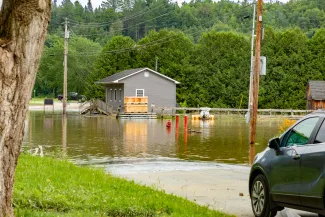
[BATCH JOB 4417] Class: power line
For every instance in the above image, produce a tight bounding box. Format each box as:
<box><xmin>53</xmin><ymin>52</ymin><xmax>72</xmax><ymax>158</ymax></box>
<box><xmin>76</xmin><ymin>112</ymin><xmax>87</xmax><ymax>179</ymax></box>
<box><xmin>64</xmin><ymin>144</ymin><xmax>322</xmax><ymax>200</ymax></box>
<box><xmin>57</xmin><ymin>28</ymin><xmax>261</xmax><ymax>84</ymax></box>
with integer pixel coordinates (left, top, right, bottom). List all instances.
<box><xmin>47</xmin><ymin>3</ymin><xmax>254</xmax><ymax>57</ymax></box>
<box><xmin>72</xmin><ymin>10</ymin><xmax>173</xmax><ymax>37</ymax></box>
<box><xmin>69</xmin><ymin>3</ymin><xmax>166</xmax><ymax>28</ymax></box>
<box><xmin>120</xmin><ymin>3</ymin><xmax>166</xmax><ymax>22</ymax></box>
<box><xmin>70</xmin><ymin>23</ymin><xmax>177</xmax><ymax>38</ymax></box>
<box><xmin>72</xmin><ymin>3</ymin><xmax>255</xmax><ymax>56</ymax></box>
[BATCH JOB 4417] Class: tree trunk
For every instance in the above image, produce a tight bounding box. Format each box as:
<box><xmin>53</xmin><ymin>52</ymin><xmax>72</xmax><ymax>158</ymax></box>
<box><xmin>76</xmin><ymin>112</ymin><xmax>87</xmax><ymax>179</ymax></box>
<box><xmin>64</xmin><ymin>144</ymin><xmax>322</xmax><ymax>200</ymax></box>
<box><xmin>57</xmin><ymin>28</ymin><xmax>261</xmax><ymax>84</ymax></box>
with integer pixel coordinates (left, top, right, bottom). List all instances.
<box><xmin>0</xmin><ymin>0</ymin><xmax>51</xmax><ymax>216</ymax></box>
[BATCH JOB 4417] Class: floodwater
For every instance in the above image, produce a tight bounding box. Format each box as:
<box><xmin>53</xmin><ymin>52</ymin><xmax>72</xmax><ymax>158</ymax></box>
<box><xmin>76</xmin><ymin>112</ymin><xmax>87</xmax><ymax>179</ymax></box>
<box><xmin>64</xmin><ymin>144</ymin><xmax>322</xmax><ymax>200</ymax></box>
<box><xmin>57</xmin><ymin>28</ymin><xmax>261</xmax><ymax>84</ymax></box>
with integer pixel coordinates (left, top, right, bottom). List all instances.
<box><xmin>24</xmin><ymin>111</ymin><xmax>284</xmax><ymax>169</ymax></box>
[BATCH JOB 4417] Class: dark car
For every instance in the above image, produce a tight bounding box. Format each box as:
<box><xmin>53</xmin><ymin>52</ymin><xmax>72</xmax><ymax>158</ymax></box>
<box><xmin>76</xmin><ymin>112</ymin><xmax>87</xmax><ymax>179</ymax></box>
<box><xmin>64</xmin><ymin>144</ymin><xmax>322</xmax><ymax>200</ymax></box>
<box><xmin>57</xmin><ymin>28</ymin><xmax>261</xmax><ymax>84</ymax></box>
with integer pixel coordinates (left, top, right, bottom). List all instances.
<box><xmin>68</xmin><ymin>92</ymin><xmax>78</xmax><ymax>100</ymax></box>
<box><xmin>57</xmin><ymin>92</ymin><xmax>85</xmax><ymax>102</ymax></box>
<box><xmin>249</xmin><ymin>111</ymin><xmax>325</xmax><ymax>217</ymax></box>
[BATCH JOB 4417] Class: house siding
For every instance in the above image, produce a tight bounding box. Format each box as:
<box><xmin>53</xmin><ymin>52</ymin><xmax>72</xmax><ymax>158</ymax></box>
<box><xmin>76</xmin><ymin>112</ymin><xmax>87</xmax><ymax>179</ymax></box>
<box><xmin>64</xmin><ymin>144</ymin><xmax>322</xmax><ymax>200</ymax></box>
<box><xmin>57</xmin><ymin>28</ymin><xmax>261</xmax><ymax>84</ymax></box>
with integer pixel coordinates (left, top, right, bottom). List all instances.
<box><xmin>105</xmin><ymin>84</ymin><xmax>124</xmax><ymax>111</ymax></box>
<box><xmin>306</xmin><ymin>82</ymin><xmax>325</xmax><ymax>110</ymax></box>
<box><xmin>121</xmin><ymin>69</ymin><xmax>176</xmax><ymax>111</ymax></box>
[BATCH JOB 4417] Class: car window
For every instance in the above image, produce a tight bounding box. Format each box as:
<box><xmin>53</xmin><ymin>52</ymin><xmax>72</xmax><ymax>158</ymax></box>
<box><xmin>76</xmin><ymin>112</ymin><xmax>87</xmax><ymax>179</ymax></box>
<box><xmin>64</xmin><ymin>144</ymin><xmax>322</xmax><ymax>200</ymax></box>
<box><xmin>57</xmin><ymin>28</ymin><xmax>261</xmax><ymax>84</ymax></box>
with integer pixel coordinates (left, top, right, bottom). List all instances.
<box><xmin>314</xmin><ymin>120</ymin><xmax>325</xmax><ymax>144</ymax></box>
<box><xmin>281</xmin><ymin>130</ymin><xmax>291</xmax><ymax>147</ymax></box>
<box><xmin>284</xmin><ymin>117</ymin><xmax>319</xmax><ymax>147</ymax></box>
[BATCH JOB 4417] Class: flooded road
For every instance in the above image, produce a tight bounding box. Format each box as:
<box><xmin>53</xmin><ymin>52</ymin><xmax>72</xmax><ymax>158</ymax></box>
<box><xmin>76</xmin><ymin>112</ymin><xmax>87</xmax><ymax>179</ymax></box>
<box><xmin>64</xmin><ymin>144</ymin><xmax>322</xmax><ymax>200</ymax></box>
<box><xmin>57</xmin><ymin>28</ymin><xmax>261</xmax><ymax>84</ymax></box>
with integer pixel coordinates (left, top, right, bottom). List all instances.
<box><xmin>24</xmin><ymin>111</ymin><xmax>283</xmax><ymax>166</ymax></box>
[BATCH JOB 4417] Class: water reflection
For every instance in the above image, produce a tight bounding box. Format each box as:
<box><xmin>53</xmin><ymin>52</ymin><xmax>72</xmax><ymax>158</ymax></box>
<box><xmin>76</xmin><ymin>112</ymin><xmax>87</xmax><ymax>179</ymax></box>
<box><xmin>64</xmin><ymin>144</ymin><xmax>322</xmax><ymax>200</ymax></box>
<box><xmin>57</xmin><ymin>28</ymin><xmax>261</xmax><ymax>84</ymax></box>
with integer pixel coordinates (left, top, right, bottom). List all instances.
<box><xmin>62</xmin><ymin>114</ymin><xmax>67</xmax><ymax>155</ymax></box>
<box><xmin>24</xmin><ymin>111</ymin><xmax>283</xmax><ymax>164</ymax></box>
<box><xmin>191</xmin><ymin>120</ymin><xmax>215</xmax><ymax>138</ymax></box>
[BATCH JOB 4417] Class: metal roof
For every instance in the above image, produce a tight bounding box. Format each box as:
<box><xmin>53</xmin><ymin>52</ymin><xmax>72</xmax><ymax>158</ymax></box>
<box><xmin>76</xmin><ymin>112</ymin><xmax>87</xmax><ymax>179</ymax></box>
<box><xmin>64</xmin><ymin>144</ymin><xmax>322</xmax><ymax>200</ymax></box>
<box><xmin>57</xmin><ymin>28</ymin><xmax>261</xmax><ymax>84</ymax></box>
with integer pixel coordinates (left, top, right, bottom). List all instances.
<box><xmin>95</xmin><ymin>68</ymin><xmax>180</xmax><ymax>84</ymax></box>
<box><xmin>308</xmin><ymin>81</ymin><xmax>325</xmax><ymax>100</ymax></box>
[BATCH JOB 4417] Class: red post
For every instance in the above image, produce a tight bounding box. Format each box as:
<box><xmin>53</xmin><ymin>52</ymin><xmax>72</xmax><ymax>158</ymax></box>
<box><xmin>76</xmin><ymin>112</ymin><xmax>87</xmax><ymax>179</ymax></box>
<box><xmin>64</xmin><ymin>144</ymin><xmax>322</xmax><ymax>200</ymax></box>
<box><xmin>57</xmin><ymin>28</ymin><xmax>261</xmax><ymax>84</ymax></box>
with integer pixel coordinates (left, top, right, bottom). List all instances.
<box><xmin>176</xmin><ymin>115</ymin><xmax>179</xmax><ymax>129</ymax></box>
<box><xmin>184</xmin><ymin>115</ymin><xmax>188</xmax><ymax>129</ymax></box>
<box><xmin>183</xmin><ymin>115</ymin><xmax>188</xmax><ymax>157</ymax></box>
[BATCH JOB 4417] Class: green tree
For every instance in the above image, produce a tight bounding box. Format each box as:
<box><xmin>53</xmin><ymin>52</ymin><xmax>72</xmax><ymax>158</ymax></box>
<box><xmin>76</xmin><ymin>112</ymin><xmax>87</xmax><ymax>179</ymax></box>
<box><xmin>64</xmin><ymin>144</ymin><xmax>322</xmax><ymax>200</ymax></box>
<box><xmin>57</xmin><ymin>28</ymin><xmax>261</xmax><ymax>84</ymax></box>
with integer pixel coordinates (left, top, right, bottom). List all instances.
<box><xmin>194</xmin><ymin>31</ymin><xmax>250</xmax><ymax>108</ymax></box>
<box><xmin>135</xmin><ymin>29</ymin><xmax>195</xmax><ymax>104</ymax></box>
<box><xmin>86</xmin><ymin>0</ymin><xmax>94</xmax><ymax>12</ymax></box>
<box><xmin>36</xmin><ymin>35</ymin><xmax>101</xmax><ymax>97</ymax></box>
<box><xmin>86</xmin><ymin>36</ymin><xmax>136</xmax><ymax>99</ymax></box>
<box><xmin>36</xmin><ymin>34</ymin><xmax>64</xmax><ymax>97</ymax></box>
<box><xmin>260</xmin><ymin>28</ymin><xmax>310</xmax><ymax>109</ymax></box>
<box><xmin>68</xmin><ymin>36</ymin><xmax>102</xmax><ymax>95</ymax></box>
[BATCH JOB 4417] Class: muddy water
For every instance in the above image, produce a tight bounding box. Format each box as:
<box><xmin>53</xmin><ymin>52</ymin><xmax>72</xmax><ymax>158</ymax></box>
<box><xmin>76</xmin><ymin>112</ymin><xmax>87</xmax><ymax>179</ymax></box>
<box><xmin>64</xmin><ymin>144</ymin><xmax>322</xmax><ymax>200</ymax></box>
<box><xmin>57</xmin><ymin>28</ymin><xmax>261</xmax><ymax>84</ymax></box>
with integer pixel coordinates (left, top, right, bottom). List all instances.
<box><xmin>24</xmin><ymin>111</ymin><xmax>283</xmax><ymax>167</ymax></box>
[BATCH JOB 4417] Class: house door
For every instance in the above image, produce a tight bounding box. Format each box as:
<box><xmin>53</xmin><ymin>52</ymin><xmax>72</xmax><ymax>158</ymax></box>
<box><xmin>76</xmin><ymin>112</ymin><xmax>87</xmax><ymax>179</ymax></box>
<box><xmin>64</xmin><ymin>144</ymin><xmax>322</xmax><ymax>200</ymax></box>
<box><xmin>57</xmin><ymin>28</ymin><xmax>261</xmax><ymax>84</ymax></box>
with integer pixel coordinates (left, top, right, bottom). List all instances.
<box><xmin>118</xmin><ymin>88</ymin><xmax>124</xmax><ymax>112</ymax></box>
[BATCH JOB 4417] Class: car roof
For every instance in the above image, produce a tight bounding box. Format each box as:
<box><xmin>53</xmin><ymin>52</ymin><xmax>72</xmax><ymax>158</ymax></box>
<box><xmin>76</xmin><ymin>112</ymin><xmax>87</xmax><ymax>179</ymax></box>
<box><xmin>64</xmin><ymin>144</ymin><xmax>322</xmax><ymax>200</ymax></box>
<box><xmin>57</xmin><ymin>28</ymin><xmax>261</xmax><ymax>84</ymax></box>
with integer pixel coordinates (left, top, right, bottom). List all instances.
<box><xmin>309</xmin><ymin>110</ymin><xmax>325</xmax><ymax>116</ymax></box>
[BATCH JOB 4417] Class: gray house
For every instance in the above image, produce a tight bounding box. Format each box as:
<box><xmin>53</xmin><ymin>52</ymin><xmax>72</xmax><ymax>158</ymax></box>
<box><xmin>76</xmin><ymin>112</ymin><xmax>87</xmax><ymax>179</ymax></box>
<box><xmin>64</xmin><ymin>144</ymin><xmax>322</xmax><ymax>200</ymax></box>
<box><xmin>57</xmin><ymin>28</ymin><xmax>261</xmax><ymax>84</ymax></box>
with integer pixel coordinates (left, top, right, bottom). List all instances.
<box><xmin>96</xmin><ymin>68</ymin><xmax>180</xmax><ymax>112</ymax></box>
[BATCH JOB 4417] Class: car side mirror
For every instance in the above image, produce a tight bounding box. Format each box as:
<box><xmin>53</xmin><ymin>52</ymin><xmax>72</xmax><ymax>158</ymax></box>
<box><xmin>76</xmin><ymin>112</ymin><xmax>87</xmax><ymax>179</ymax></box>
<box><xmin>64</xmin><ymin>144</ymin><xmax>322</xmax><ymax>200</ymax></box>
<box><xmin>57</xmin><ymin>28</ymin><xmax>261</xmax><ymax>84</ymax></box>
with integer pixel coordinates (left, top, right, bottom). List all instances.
<box><xmin>268</xmin><ymin>138</ymin><xmax>280</xmax><ymax>151</ymax></box>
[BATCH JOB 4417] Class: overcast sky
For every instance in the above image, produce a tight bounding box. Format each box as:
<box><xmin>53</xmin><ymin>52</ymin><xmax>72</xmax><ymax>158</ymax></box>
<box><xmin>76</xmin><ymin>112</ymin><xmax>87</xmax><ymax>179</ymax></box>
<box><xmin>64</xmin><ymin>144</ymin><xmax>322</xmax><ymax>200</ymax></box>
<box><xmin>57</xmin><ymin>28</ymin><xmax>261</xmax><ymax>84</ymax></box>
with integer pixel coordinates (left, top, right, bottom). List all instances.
<box><xmin>0</xmin><ymin>0</ymin><xmax>290</xmax><ymax>10</ymax></box>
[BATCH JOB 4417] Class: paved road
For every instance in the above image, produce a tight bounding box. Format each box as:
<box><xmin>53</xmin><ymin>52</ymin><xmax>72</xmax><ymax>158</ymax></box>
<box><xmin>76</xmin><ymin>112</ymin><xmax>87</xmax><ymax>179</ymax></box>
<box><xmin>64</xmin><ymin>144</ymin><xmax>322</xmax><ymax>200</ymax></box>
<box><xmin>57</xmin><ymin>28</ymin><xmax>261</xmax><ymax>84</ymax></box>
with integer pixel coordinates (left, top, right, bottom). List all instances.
<box><xmin>116</xmin><ymin>165</ymin><xmax>317</xmax><ymax>217</ymax></box>
<box><xmin>29</xmin><ymin>102</ymin><xmax>80</xmax><ymax>112</ymax></box>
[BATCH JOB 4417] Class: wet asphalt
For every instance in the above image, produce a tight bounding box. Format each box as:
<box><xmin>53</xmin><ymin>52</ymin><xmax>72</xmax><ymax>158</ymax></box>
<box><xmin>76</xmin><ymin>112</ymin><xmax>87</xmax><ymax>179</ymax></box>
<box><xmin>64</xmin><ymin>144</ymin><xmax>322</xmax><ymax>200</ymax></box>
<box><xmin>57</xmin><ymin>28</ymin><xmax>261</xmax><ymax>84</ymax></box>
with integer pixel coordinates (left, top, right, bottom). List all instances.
<box><xmin>113</xmin><ymin>166</ymin><xmax>317</xmax><ymax>217</ymax></box>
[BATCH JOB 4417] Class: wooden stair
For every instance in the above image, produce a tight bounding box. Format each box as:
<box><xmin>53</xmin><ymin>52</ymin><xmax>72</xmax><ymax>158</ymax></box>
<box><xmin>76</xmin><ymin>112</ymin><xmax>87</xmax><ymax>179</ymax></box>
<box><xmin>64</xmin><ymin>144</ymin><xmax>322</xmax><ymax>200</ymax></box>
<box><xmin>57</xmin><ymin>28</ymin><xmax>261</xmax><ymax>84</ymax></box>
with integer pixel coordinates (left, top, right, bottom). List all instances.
<box><xmin>79</xmin><ymin>99</ymin><xmax>113</xmax><ymax>115</ymax></box>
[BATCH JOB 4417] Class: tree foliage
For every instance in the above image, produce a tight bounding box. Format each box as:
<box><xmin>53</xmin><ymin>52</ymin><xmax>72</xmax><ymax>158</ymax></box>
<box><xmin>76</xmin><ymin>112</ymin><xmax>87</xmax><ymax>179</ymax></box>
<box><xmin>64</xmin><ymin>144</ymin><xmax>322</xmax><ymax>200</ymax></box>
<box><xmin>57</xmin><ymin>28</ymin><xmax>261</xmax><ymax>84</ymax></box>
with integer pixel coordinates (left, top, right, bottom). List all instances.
<box><xmin>85</xmin><ymin>36</ymin><xmax>136</xmax><ymax>99</ymax></box>
<box><xmin>36</xmin><ymin>35</ymin><xmax>101</xmax><ymax>97</ymax></box>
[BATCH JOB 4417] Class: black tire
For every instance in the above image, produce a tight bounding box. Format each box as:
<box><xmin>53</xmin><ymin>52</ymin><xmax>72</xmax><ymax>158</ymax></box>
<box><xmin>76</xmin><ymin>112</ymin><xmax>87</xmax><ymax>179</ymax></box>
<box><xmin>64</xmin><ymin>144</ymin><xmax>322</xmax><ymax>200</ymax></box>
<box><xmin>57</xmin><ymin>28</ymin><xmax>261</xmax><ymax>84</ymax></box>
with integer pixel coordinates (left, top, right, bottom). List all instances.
<box><xmin>251</xmin><ymin>174</ymin><xmax>277</xmax><ymax>217</ymax></box>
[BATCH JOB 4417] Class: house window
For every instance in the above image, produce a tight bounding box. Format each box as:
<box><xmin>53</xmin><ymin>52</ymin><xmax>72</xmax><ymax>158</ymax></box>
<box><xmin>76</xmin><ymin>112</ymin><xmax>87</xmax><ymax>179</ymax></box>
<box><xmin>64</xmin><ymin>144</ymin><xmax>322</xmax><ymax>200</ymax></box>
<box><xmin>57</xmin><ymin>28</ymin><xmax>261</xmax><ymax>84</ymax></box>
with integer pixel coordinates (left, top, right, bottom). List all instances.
<box><xmin>110</xmin><ymin>89</ymin><xmax>113</xmax><ymax>101</ymax></box>
<box><xmin>119</xmin><ymin>89</ymin><xmax>122</xmax><ymax>101</ymax></box>
<box><xmin>114</xmin><ymin>89</ymin><xmax>117</xmax><ymax>101</ymax></box>
<box><xmin>136</xmin><ymin>89</ymin><xmax>144</xmax><ymax>97</ymax></box>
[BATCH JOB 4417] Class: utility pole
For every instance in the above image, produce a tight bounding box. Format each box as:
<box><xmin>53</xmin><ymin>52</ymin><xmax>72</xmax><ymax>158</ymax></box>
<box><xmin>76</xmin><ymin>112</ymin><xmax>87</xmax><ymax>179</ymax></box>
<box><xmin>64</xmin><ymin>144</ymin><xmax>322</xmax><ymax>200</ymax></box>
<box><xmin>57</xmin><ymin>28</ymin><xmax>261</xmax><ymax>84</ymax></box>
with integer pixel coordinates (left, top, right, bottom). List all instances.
<box><xmin>246</xmin><ymin>2</ymin><xmax>256</xmax><ymax>124</ymax></box>
<box><xmin>63</xmin><ymin>17</ymin><xmax>69</xmax><ymax>114</ymax></box>
<box><xmin>155</xmin><ymin>56</ymin><xmax>158</xmax><ymax>72</ymax></box>
<box><xmin>249</xmin><ymin>0</ymin><xmax>263</xmax><ymax>165</ymax></box>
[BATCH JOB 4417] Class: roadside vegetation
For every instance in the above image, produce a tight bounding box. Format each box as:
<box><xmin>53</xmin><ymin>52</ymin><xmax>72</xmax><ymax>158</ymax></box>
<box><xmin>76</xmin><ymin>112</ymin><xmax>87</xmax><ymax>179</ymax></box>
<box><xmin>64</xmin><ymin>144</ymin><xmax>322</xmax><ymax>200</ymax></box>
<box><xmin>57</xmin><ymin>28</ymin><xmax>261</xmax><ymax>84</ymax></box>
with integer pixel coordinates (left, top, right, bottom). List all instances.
<box><xmin>14</xmin><ymin>155</ymin><xmax>233</xmax><ymax>217</ymax></box>
<box><xmin>278</xmin><ymin>119</ymin><xmax>297</xmax><ymax>134</ymax></box>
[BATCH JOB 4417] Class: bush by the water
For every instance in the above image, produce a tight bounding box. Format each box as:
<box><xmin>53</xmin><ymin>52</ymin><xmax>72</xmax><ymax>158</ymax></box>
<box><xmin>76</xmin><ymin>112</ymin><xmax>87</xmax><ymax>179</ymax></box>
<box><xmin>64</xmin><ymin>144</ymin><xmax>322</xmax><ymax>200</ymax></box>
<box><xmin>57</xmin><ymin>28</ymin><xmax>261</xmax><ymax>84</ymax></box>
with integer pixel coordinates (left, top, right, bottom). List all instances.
<box><xmin>14</xmin><ymin>155</ymin><xmax>233</xmax><ymax>217</ymax></box>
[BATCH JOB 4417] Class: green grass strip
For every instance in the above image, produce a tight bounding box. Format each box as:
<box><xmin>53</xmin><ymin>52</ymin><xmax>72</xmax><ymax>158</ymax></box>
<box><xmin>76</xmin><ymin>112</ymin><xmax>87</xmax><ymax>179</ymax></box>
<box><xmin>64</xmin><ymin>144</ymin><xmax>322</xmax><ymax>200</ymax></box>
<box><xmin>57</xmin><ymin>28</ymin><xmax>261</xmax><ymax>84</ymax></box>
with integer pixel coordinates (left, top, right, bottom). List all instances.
<box><xmin>14</xmin><ymin>155</ymin><xmax>234</xmax><ymax>217</ymax></box>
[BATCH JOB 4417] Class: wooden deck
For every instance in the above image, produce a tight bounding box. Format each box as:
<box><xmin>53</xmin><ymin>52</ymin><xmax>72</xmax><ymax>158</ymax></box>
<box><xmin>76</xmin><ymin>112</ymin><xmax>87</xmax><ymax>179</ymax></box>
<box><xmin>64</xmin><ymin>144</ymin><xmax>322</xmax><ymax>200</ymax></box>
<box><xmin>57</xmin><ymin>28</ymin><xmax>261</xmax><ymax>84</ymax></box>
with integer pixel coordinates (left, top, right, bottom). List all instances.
<box><xmin>124</xmin><ymin>96</ymin><xmax>148</xmax><ymax>114</ymax></box>
<box><xmin>118</xmin><ymin>113</ymin><xmax>157</xmax><ymax>119</ymax></box>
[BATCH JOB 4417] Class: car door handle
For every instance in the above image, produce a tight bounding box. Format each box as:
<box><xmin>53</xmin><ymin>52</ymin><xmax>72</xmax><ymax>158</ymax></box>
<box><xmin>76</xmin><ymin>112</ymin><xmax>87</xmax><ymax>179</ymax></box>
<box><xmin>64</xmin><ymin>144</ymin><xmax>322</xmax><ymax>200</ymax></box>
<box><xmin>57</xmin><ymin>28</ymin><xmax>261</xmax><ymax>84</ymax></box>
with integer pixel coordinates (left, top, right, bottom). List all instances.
<box><xmin>292</xmin><ymin>154</ymin><xmax>300</xmax><ymax>160</ymax></box>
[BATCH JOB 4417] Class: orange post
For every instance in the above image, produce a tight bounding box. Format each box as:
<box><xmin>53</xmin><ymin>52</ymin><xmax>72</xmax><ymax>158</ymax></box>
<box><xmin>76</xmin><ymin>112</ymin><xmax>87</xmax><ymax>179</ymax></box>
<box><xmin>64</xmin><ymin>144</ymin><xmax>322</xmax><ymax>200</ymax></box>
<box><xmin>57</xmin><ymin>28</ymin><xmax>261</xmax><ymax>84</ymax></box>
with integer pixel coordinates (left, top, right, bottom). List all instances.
<box><xmin>175</xmin><ymin>122</ymin><xmax>179</xmax><ymax>152</ymax></box>
<box><xmin>184</xmin><ymin>115</ymin><xmax>188</xmax><ymax>129</ymax></box>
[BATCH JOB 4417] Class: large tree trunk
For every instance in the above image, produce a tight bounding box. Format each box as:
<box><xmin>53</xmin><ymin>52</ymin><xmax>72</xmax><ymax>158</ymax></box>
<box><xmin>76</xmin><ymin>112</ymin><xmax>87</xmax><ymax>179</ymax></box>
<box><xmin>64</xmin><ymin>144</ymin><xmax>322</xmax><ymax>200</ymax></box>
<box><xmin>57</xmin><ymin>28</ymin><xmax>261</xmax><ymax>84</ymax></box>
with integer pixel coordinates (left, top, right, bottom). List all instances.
<box><xmin>0</xmin><ymin>0</ymin><xmax>51</xmax><ymax>216</ymax></box>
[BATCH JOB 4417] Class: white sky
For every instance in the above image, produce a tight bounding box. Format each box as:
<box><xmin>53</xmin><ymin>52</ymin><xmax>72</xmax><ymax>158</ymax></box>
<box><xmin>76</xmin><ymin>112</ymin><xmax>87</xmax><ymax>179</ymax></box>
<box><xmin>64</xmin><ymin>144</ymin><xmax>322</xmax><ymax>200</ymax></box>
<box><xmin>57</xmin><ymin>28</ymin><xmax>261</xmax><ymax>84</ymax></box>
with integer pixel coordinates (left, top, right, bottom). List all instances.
<box><xmin>0</xmin><ymin>0</ymin><xmax>290</xmax><ymax>10</ymax></box>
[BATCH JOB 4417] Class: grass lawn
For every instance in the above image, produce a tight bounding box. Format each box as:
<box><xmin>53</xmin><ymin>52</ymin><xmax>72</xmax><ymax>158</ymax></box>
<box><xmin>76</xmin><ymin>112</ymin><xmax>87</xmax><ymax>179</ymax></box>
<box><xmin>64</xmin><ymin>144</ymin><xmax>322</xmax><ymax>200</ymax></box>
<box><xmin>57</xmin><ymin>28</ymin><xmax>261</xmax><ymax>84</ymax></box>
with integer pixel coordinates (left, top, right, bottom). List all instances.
<box><xmin>14</xmin><ymin>155</ymin><xmax>234</xmax><ymax>217</ymax></box>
